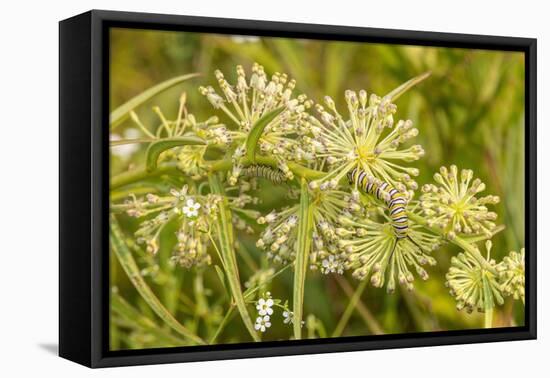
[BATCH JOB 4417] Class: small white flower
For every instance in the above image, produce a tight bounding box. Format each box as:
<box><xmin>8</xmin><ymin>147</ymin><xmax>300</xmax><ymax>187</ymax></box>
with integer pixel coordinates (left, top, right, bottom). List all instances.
<box><xmin>256</xmin><ymin>298</ymin><xmax>274</xmax><ymax>316</ymax></box>
<box><xmin>182</xmin><ymin>198</ymin><xmax>201</xmax><ymax>218</ymax></box>
<box><xmin>254</xmin><ymin>315</ymin><xmax>271</xmax><ymax>332</ymax></box>
<box><xmin>321</xmin><ymin>255</ymin><xmax>344</xmax><ymax>275</ymax></box>
<box><xmin>282</xmin><ymin>310</ymin><xmax>293</xmax><ymax>324</ymax></box>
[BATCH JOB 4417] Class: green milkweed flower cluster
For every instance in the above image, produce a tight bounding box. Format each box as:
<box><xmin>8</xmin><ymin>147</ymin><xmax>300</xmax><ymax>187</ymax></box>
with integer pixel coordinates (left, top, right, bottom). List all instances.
<box><xmin>110</xmin><ymin>62</ymin><xmax>525</xmax><ymax>338</ymax></box>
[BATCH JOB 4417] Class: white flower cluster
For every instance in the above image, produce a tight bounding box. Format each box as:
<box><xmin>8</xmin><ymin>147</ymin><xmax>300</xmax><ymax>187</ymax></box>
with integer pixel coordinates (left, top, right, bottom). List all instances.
<box><xmin>254</xmin><ymin>292</ymin><xmax>274</xmax><ymax>333</ymax></box>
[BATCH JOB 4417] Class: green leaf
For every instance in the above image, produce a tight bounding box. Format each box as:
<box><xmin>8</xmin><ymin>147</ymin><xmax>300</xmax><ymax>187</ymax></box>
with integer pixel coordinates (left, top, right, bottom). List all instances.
<box><xmin>214</xmin><ymin>265</ymin><xmax>230</xmax><ymax>299</ymax></box>
<box><xmin>109</xmin><ymin>215</ymin><xmax>205</xmax><ymax>345</ymax></box>
<box><xmin>245</xmin><ymin>107</ymin><xmax>285</xmax><ymax>163</ymax></box>
<box><xmin>146</xmin><ymin>136</ymin><xmax>206</xmax><ymax>172</ymax></box>
<box><xmin>110</xmin><ymin>73</ymin><xmax>200</xmax><ymax>130</ymax></box>
<box><xmin>208</xmin><ymin>174</ymin><xmax>260</xmax><ymax>342</ymax></box>
<box><xmin>385</xmin><ymin>71</ymin><xmax>431</xmax><ymax>101</ymax></box>
<box><xmin>293</xmin><ymin>178</ymin><xmax>314</xmax><ymax>339</ymax></box>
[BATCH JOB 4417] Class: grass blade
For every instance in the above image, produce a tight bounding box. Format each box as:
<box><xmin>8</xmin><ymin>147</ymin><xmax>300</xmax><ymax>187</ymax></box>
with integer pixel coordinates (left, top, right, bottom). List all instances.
<box><xmin>293</xmin><ymin>178</ymin><xmax>314</xmax><ymax>339</ymax></box>
<box><xmin>208</xmin><ymin>174</ymin><xmax>260</xmax><ymax>341</ymax></box>
<box><xmin>245</xmin><ymin>107</ymin><xmax>285</xmax><ymax>163</ymax></box>
<box><xmin>385</xmin><ymin>71</ymin><xmax>431</xmax><ymax>101</ymax></box>
<box><xmin>110</xmin><ymin>73</ymin><xmax>200</xmax><ymax>130</ymax></box>
<box><xmin>109</xmin><ymin>215</ymin><xmax>205</xmax><ymax>345</ymax></box>
<box><xmin>146</xmin><ymin>136</ymin><xmax>206</xmax><ymax>172</ymax></box>
<box><xmin>332</xmin><ymin>279</ymin><xmax>368</xmax><ymax>337</ymax></box>
<box><xmin>111</xmin><ymin>291</ymin><xmax>187</xmax><ymax>346</ymax></box>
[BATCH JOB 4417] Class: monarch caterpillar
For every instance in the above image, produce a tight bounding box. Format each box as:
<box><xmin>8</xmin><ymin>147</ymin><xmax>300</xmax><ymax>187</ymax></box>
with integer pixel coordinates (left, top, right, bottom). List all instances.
<box><xmin>347</xmin><ymin>168</ymin><xmax>427</xmax><ymax>261</ymax></box>
<box><xmin>241</xmin><ymin>164</ymin><xmax>287</xmax><ymax>184</ymax></box>
<box><xmin>347</xmin><ymin>168</ymin><xmax>410</xmax><ymax>238</ymax></box>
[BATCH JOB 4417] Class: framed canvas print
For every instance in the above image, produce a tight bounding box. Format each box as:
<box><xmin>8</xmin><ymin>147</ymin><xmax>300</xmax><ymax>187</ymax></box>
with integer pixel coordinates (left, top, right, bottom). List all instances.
<box><xmin>59</xmin><ymin>10</ymin><xmax>536</xmax><ymax>368</ymax></box>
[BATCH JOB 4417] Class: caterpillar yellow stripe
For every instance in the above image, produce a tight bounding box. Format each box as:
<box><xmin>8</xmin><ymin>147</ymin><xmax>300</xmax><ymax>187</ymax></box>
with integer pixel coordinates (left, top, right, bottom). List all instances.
<box><xmin>241</xmin><ymin>164</ymin><xmax>287</xmax><ymax>184</ymax></box>
<box><xmin>347</xmin><ymin>168</ymin><xmax>409</xmax><ymax>239</ymax></box>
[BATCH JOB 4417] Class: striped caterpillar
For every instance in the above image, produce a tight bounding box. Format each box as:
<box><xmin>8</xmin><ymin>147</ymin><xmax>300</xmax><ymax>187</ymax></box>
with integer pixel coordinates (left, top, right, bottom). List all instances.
<box><xmin>347</xmin><ymin>168</ymin><xmax>425</xmax><ymax>253</ymax></box>
<box><xmin>240</xmin><ymin>164</ymin><xmax>287</xmax><ymax>184</ymax></box>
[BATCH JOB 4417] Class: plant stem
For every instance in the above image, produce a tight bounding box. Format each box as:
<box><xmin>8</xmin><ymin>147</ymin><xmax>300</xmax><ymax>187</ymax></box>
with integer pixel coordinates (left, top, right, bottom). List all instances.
<box><xmin>484</xmin><ymin>308</ymin><xmax>494</xmax><ymax>328</ymax></box>
<box><xmin>110</xmin><ymin>162</ymin><xmax>180</xmax><ymax>189</ymax></box>
<box><xmin>109</xmin><ymin>215</ymin><xmax>205</xmax><ymax>345</ymax></box>
<box><xmin>408</xmin><ymin>213</ymin><xmax>498</xmax><ymax>275</ymax></box>
<box><xmin>293</xmin><ymin>179</ymin><xmax>314</xmax><ymax>339</ymax></box>
<box><xmin>332</xmin><ymin>279</ymin><xmax>368</xmax><ymax>337</ymax></box>
<box><xmin>209</xmin><ymin>264</ymin><xmax>291</xmax><ymax>344</ymax></box>
<box><xmin>208</xmin><ymin>156</ymin><xmax>325</xmax><ymax>181</ymax></box>
<box><xmin>209</xmin><ymin>174</ymin><xmax>260</xmax><ymax>342</ymax></box>
<box><xmin>334</xmin><ymin>275</ymin><xmax>384</xmax><ymax>335</ymax></box>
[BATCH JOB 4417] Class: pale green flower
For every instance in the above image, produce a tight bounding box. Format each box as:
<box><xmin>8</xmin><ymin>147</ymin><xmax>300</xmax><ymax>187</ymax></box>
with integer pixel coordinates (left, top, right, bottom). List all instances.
<box><xmin>446</xmin><ymin>241</ymin><xmax>504</xmax><ymax>313</ymax></box>
<box><xmin>118</xmin><ymin>181</ymin><xmax>259</xmax><ymax>269</ymax></box>
<box><xmin>420</xmin><ymin>165</ymin><xmax>500</xmax><ymax>238</ymax></box>
<box><xmin>199</xmin><ymin>63</ymin><xmax>316</xmax><ymax>184</ymax></box>
<box><xmin>339</xmin><ymin>213</ymin><xmax>440</xmax><ymax>293</ymax></box>
<box><xmin>308</xmin><ymin>90</ymin><xmax>424</xmax><ymax>192</ymax></box>
<box><xmin>256</xmin><ymin>187</ymin><xmax>355</xmax><ymax>268</ymax></box>
<box><xmin>497</xmin><ymin>248</ymin><xmax>525</xmax><ymax>304</ymax></box>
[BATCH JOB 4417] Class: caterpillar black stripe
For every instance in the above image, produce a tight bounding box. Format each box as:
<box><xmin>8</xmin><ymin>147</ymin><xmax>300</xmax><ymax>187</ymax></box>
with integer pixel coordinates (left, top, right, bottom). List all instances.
<box><xmin>347</xmin><ymin>167</ymin><xmax>409</xmax><ymax>239</ymax></box>
<box><xmin>241</xmin><ymin>165</ymin><xmax>287</xmax><ymax>184</ymax></box>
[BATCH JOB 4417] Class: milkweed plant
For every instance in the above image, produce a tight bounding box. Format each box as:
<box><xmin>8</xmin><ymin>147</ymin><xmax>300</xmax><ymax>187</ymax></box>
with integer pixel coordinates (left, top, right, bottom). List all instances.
<box><xmin>110</xmin><ymin>63</ymin><xmax>525</xmax><ymax>346</ymax></box>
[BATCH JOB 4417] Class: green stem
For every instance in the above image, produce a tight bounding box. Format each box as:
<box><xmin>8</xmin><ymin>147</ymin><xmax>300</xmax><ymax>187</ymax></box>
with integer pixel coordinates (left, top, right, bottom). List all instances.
<box><xmin>409</xmin><ymin>213</ymin><xmax>498</xmax><ymax>275</ymax></box>
<box><xmin>209</xmin><ymin>174</ymin><xmax>260</xmax><ymax>342</ymax></box>
<box><xmin>293</xmin><ymin>179</ymin><xmax>314</xmax><ymax>339</ymax></box>
<box><xmin>208</xmin><ymin>156</ymin><xmax>325</xmax><ymax>181</ymax></box>
<box><xmin>484</xmin><ymin>308</ymin><xmax>494</xmax><ymax>328</ymax></box>
<box><xmin>332</xmin><ymin>279</ymin><xmax>368</xmax><ymax>337</ymax></box>
<box><xmin>333</xmin><ymin>275</ymin><xmax>384</xmax><ymax>334</ymax></box>
<box><xmin>110</xmin><ymin>162</ymin><xmax>179</xmax><ymax>189</ymax></box>
<box><xmin>209</xmin><ymin>265</ymin><xmax>291</xmax><ymax>344</ymax></box>
<box><xmin>109</xmin><ymin>216</ymin><xmax>205</xmax><ymax>345</ymax></box>
<box><xmin>111</xmin><ymin>291</ymin><xmax>187</xmax><ymax>346</ymax></box>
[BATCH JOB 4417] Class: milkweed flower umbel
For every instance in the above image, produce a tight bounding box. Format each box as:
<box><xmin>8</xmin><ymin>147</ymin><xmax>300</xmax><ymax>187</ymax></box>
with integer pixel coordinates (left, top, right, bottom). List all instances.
<box><xmin>339</xmin><ymin>214</ymin><xmax>440</xmax><ymax>292</ymax></box>
<box><xmin>199</xmin><ymin>63</ymin><xmax>316</xmax><ymax>184</ymax></box>
<box><xmin>446</xmin><ymin>241</ymin><xmax>504</xmax><ymax>313</ymax></box>
<box><xmin>308</xmin><ymin>90</ymin><xmax>424</xmax><ymax>192</ymax></box>
<box><xmin>497</xmin><ymin>248</ymin><xmax>525</xmax><ymax>304</ymax></box>
<box><xmin>116</xmin><ymin>181</ymin><xmax>260</xmax><ymax>269</ymax></box>
<box><xmin>256</xmin><ymin>187</ymin><xmax>354</xmax><ymax>268</ymax></box>
<box><xmin>420</xmin><ymin>165</ymin><xmax>500</xmax><ymax>238</ymax></box>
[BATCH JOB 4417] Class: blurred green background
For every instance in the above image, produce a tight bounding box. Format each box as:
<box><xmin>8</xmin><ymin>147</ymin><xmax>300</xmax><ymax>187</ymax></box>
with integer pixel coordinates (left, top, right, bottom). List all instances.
<box><xmin>109</xmin><ymin>27</ymin><xmax>525</xmax><ymax>350</ymax></box>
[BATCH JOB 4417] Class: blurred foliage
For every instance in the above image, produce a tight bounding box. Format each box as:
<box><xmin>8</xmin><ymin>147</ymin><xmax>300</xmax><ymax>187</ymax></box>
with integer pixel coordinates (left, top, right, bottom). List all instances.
<box><xmin>109</xmin><ymin>27</ymin><xmax>525</xmax><ymax>350</ymax></box>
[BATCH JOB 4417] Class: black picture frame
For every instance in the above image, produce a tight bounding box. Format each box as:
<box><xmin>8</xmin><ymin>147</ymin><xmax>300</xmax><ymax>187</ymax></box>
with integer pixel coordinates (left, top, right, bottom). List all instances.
<box><xmin>59</xmin><ymin>9</ymin><xmax>537</xmax><ymax>368</ymax></box>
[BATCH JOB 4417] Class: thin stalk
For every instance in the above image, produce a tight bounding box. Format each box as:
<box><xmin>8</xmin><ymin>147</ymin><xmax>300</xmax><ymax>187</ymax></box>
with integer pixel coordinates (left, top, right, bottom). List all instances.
<box><xmin>334</xmin><ymin>275</ymin><xmax>384</xmax><ymax>335</ymax></box>
<box><xmin>409</xmin><ymin>213</ymin><xmax>498</xmax><ymax>275</ymax></box>
<box><xmin>210</xmin><ymin>265</ymin><xmax>291</xmax><ymax>344</ymax></box>
<box><xmin>484</xmin><ymin>308</ymin><xmax>494</xmax><ymax>328</ymax></box>
<box><xmin>111</xmin><ymin>291</ymin><xmax>187</xmax><ymax>346</ymax></box>
<box><xmin>110</xmin><ymin>162</ymin><xmax>179</xmax><ymax>189</ymax></box>
<box><xmin>293</xmin><ymin>179</ymin><xmax>314</xmax><ymax>339</ymax></box>
<box><xmin>332</xmin><ymin>279</ymin><xmax>368</xmax><ymax>337</ymax></box>
<box><xmin>208</xmin><ymin>156</ymin><xmax>325</xmax><ymax>182</ymax></box>
<box><xmin>109</xmin><ymin>216</ymin><xmax>205</xmax><ymax>345</ymax></box>
<box><xmin>209</xmin><ymin>174</ymin><xmax>260</xmax><ymax>342</ymax></box>
<box><xmin>110</xmin><ymin>138</ymin><xmax>156</xmax><ymax>146</ymax></box>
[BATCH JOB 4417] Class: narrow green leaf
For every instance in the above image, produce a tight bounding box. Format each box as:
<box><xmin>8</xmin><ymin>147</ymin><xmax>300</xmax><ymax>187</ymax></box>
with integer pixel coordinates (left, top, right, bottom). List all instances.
<box><xmin>110</xmin><ymin>73</ymin><xmax>200</xmax><ymax>130</ymax></box>
<box><xmin>111</xmin><ymin>291</ymin><xmax>186</xmax><ymax>346</ymax></box>
<box><xmin>482</xmin><ymin>275</ymin><xmax>494</xmax><ymax>328</ymax></box>
<box><xmin>109</xmin><ymin>215</ymin><xmax>205</xmax><ymax>345</ymax></box>
<box><xmin>208</xmin><ymin>174</ymin><xmax>260</xmax><ymax>342</ymax></box>
<box><xmin>293</xmin><ymin>178</ymin><xmax>314</xmax><ymax>339</ymax></box>
<box><xmin>214</xmin><ymin>265</ymin><xmax>230</xmax><ymax>299</ymax></box>
<box><xmin>245</xmin><ymin>107</ymin><xmax>285</xmax><ymax>163</ymax></box>
<box><xmin>385</xmin><ymin>71</ymin><xmax>431</xmax><ymax>101</ymax></box>
<box><xmin>146</xmin><ymin>136</ymin><xmax>206</xmax><ymax>172</ymax></box>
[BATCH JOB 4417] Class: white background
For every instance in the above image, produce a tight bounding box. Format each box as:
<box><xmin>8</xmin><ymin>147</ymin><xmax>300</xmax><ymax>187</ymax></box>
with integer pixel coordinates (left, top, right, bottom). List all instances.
<box><xmin>0</xmin><ymin>0</ymin><xmax>546</xmax><ymax>376</ymax></box>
